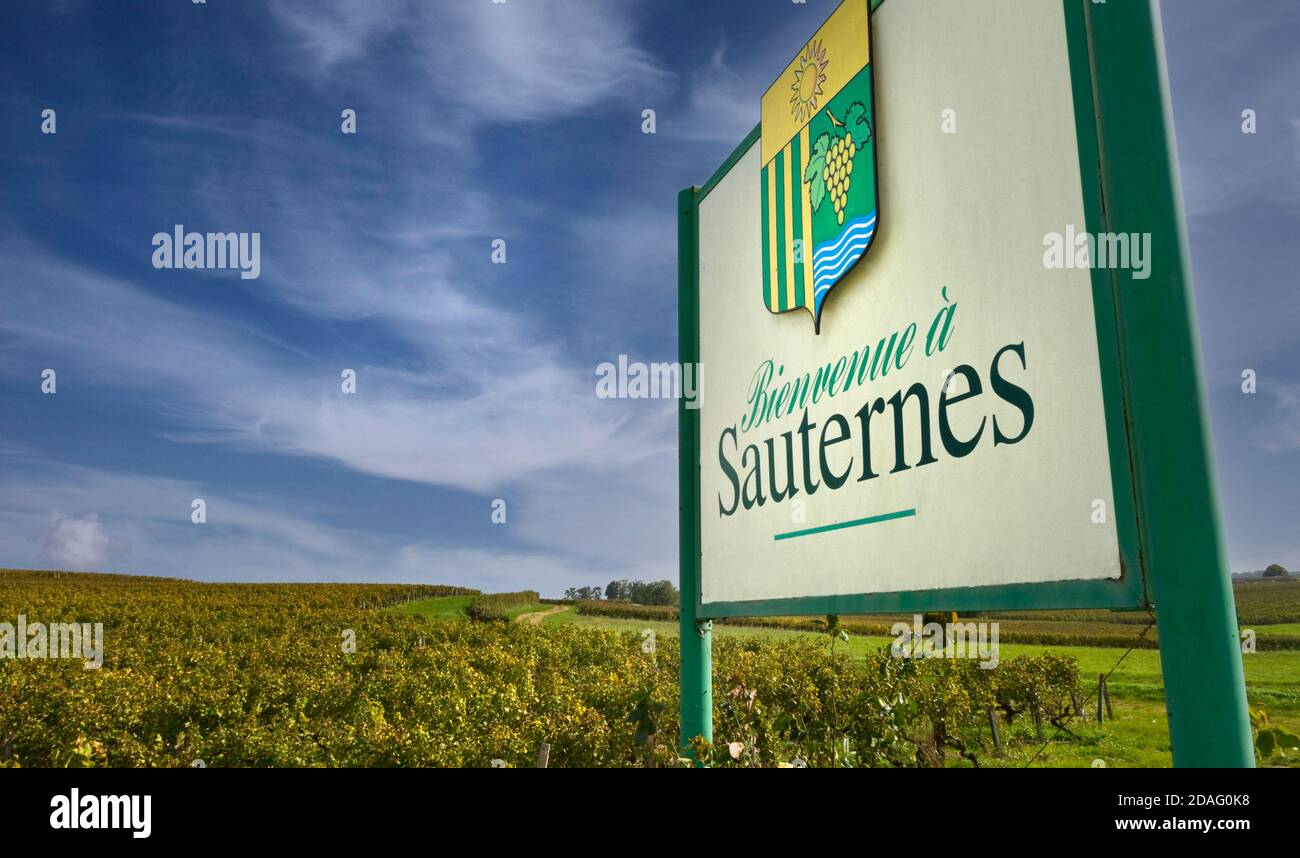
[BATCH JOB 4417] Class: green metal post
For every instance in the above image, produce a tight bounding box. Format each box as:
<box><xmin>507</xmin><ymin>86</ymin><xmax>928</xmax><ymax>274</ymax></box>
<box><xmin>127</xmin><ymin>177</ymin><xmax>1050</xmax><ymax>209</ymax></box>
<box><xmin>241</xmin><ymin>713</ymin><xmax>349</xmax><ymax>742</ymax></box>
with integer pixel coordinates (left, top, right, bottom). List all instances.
<box><xmin>1087</xmin><ymin>0</ymin><xmax>1252</xmax><ymax>766</ymax></box>
<box><xmin>677</xmin><ymin>186</ymin><xmax>712</xmax><ymax>754</ymax></box>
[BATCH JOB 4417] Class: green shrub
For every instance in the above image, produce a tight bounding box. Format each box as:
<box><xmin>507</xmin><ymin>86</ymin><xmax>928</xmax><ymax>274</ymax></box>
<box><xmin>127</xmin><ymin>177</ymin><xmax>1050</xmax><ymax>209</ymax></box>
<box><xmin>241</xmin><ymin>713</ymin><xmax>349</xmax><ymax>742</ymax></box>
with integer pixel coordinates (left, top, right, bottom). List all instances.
<box><xmin>575</xmin><ymin>600</ymin><xmax>676</xmax><ymax>621</ymax></box>
<box><xmin>466</xmin><ymin>591</ymin><xmax>541</xmax><ymax>622</ymax></box>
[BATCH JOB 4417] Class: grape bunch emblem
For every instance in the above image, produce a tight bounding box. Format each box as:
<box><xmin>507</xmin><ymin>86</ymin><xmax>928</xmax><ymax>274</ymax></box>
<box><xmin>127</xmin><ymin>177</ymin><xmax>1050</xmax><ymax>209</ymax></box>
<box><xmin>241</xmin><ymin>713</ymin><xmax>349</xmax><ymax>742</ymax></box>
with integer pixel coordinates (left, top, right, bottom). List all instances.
<box><xmin>804</xmin><ymin>102</ymin><xmax>872</xmax><ymax>226</ymax></box>
<box><xmin>823</xmin><ymin>131</ymin><xmax>857</xmax><ymax>224</ymax></box>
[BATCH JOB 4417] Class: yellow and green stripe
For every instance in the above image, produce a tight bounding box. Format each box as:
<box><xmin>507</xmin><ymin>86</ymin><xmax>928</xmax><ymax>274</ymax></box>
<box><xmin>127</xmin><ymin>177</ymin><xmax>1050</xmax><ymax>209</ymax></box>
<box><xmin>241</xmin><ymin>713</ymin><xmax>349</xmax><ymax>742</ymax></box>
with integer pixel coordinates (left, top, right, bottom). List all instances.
<box><xmin>761</xmin><ymin>134</ymin><xmax>815</xmax><ymax>316</ymax></box>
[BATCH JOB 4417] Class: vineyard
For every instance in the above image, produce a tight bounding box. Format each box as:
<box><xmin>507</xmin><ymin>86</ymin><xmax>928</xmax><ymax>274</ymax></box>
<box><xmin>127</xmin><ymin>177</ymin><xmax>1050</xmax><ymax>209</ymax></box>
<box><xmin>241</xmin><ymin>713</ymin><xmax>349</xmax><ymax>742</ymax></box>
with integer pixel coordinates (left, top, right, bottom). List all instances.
<box><xmin>2</xmin><ymin>569</ymin><xmax>1105</xmax><ymax>768</ymax></box>
<box><xmin>574</xmin><ymin>579</ymin><xmax>1300</xmax><ymax>650</ymax></box>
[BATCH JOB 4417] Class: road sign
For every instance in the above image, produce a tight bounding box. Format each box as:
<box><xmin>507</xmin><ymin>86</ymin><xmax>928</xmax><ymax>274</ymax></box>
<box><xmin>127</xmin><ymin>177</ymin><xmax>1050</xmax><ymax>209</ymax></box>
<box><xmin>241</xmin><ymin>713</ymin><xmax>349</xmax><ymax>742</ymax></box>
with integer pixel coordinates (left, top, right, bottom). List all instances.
<box><xmin>678</xmin><ymin>0</ymin><xmax>1252</xmax><ymax>767</ymax></box>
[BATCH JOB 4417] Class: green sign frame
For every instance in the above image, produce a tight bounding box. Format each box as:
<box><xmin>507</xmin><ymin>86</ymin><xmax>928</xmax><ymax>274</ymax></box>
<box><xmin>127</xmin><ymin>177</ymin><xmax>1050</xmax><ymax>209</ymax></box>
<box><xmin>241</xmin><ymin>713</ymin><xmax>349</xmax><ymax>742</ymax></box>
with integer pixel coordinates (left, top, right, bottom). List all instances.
<box><xmin>678</xmin><ymin>0</ymin><xmax>1252</xmax><ymax>767</ymax></box>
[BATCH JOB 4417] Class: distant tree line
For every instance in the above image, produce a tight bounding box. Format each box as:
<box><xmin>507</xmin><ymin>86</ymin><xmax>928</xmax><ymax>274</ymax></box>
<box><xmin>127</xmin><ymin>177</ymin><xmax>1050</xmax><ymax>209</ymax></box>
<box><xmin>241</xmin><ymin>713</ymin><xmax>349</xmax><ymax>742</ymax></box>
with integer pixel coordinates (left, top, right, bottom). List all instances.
<box><xmin>562</xmin><ymin>579</ymin><xmax>679</xmax><ymax>606</ymax></box>
<box><xmin>1233</xmin><ymin>564</ymin><xmax>1292</xmax><ymax>580</ymax></box>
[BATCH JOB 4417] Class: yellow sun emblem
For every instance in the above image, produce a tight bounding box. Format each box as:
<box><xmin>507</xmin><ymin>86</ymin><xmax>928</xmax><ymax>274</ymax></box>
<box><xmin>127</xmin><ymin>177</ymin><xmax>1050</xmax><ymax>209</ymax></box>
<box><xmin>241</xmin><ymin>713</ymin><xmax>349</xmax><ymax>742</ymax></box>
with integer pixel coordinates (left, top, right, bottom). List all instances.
<box><xmin>789</xmin><ymin>39</ymin><xmax>829</xmax><ymax>124</ymax></box>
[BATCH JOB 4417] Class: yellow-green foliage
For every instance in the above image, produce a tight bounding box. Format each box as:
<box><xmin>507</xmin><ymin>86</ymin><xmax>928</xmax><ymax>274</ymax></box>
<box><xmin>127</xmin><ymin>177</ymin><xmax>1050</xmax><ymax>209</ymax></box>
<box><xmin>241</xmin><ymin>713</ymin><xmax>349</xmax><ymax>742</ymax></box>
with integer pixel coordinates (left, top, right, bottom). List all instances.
<box><xmin>466</xmin><ymin>591</ymin><xmax>540</xmax><ymax>622</ymax></box>
<box><xmin>1230</xmin><ymin>579</ymin><xmax>1300</xmax><ymax>625</ymax></box>
<box><xmin>574</xmin><ymin>599</ymin><xmax>675</xmax><ymax>621</ymax></box>
<box><xmin>575</xmin><ymin>590</ymin><xmax>1300</xmax><ymax>650</ymax></box>
<box><xmin>1</xmin><ymin>570</ymin><xmax>1083</xmax><ymax>767</ymax></box>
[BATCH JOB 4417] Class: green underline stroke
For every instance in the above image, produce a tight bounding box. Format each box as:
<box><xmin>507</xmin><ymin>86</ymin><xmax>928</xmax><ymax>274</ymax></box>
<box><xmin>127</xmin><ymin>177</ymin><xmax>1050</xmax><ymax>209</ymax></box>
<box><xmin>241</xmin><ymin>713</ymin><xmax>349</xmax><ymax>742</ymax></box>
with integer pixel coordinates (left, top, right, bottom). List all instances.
<box><xmin>773</xmin><ymin>507</ymin><xmax>917</xmax><ymax>541</ymax></box>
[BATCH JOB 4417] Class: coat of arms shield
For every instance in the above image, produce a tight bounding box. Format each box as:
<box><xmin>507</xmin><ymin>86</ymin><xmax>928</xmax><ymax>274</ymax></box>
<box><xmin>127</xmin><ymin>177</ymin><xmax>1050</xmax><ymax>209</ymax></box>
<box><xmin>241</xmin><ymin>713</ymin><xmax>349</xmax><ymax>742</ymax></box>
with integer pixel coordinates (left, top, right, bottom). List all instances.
<box><xmin>760</xmin><ymin>0</ymin><xmax>878</xmax><ymax>333</ymax></box>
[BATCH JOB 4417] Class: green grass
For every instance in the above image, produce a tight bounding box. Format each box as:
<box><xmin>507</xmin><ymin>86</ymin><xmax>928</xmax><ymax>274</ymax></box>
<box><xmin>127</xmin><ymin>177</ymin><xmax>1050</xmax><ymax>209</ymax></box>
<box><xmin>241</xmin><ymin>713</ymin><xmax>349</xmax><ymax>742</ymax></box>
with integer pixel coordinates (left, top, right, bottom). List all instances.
<box><xmin>395</xmin><ymin>594</ymin><xmax>546</xmax><ymax>622</ymax></box>
<box><xmin>395</xmin><ymin>595</ymin><xmax>476</xmax><ymax>619</ymax></box>
<box><xmin>544</xmin><ymin>609</ymin><xmax>1300</xmax><ymax>767</ymax></box>
<box><xmin>1251</xmin><ymin>622</ymin><xmax>1300</xmax><ymax>637</ymax></box>
<box><xmin>499</xmin><ymin>601</ymin><xmax>548</xmax><ymax>620</ymax></box>
<box><xmin>571</xmin><ymin>600</ymin><xmax>1300</xmax><ymax>649</ymax></box>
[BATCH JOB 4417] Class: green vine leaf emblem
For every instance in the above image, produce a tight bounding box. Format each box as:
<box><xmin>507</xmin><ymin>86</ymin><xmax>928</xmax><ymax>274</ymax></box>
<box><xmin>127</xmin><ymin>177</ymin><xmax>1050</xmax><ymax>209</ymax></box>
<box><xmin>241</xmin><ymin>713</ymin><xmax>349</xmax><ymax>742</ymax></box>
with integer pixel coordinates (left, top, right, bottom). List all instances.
<box><xmin>805</xmin><ymin>131</ymin><xmax>830</xmax><ymax>212</ymax></box>
<box><xmin>844</xmin><ymin>101</ymin><xmax>871</xmax><ymax>142</ymax></box>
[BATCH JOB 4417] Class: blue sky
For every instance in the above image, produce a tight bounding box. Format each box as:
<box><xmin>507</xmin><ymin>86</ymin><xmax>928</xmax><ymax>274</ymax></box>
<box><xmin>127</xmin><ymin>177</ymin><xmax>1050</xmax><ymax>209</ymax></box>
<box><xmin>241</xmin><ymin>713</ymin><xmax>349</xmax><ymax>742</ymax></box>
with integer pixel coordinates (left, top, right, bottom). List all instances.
<box><xmin>0</xmin><ymin>0</ymin><xmax>1295</xmax><ymax>594</ymax></box>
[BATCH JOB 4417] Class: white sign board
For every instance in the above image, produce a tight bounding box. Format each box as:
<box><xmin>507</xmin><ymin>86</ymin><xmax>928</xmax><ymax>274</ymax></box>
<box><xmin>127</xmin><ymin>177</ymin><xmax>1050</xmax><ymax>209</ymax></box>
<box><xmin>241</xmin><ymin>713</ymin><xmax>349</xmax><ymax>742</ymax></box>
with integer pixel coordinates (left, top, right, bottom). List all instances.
<box><xmin>695</xmin><ymin>0</ymin><xmax>1126</xmax><ymax>609</ymax></box>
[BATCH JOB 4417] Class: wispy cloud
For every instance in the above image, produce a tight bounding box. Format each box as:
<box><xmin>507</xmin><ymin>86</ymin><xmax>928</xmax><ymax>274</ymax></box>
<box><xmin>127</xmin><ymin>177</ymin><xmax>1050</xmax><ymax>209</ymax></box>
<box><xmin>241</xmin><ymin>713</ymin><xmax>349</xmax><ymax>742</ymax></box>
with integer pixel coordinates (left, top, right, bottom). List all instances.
<box><xmin>1254</xmin><ymin>383</ymin><xmax>1300</xmax><ymax>454</ymax></box>
<box><xmin>0</xmin><ymin>245</ymin><xmax>670</xmax><ymax>494</ymax></box>
<box><xmin>0</xmin><ymin>456</ymin><xmax>633</xmax><ymax>590</ymax></box>
<box><xmin>267</xmin><ymin>0</ymin><xmax>401</xmax><ymax>69</ymax></box>
<box><xmin>1165</xmin><ymin>3</ymin><xmax>1300</xmax><ymax>221</ymax></box>
<box><xmin>1</xmin><ymin>0</ymin><xmax>687</xmax><ymax>592</ymax></box>
<box><xmin>675</xmin><ymin>42</ymin><xmax>761</xmax><ymax>145</ymax></box>
<box><xmin>269</xmin><ymin>0</ymin><xmax>673</xmax><ymax>124</ymax></box>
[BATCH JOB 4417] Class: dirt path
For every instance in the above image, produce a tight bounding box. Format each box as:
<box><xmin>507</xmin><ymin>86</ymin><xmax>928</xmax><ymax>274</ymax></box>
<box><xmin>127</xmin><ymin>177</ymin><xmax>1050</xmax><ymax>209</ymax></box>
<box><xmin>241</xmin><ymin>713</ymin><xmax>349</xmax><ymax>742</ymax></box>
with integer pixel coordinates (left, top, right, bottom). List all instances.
<box><xmin>516</xmin><ymin>605</ymin><xmax>568</xmax><ymax>626</ymax></box>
